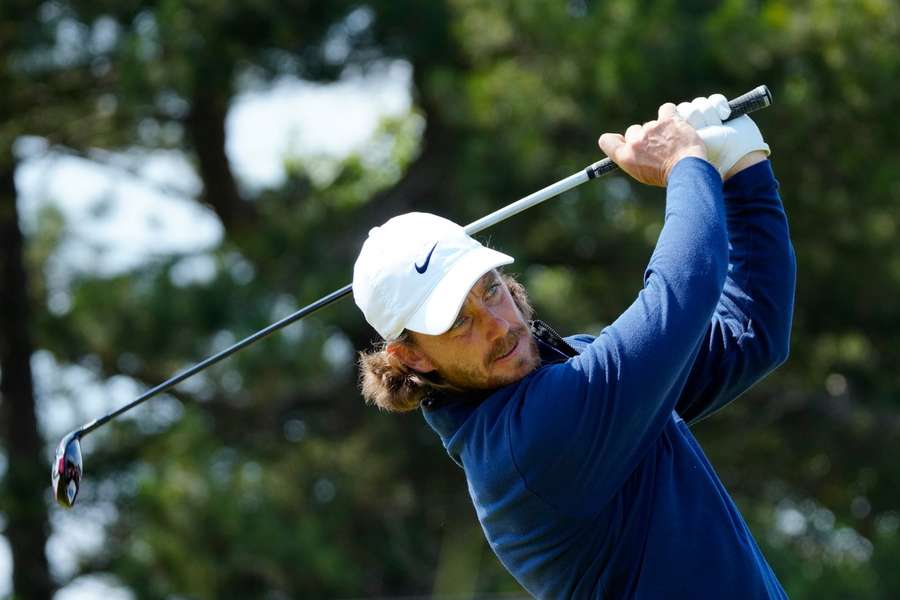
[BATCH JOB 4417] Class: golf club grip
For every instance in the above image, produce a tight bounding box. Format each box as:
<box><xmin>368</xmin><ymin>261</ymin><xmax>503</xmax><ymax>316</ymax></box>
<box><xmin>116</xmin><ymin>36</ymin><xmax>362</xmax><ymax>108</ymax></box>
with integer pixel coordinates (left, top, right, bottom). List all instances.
<box><xmin>586</xmin><ymin>84</ymin><xmax>772</xmax><ymax>179</ymax></box>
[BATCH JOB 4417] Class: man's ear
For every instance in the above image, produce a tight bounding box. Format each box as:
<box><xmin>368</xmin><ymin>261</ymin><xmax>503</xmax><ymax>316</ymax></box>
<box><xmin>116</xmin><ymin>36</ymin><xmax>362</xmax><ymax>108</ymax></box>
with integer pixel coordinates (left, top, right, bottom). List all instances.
<box><xmin>386</xmin><ymin>340</ymin><xmax>436</xmax><ymax>373</ymax></box>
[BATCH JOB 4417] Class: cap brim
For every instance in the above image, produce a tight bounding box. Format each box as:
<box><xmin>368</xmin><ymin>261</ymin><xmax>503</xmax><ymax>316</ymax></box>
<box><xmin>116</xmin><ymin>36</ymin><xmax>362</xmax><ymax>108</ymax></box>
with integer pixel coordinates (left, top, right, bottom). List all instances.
<box><xmin>404</xmin><ymin>247</ymin><xmax>514</xmax><ymax>336</ymax></box>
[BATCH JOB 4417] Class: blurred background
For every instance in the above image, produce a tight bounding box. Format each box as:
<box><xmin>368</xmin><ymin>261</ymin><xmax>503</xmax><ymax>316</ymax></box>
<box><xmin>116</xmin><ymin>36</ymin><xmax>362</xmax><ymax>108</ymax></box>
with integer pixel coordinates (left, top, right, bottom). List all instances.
<box><xmin>1</xmin><ymin>0</ymin><xmax>898</xmax><ymax>598</ymax></box>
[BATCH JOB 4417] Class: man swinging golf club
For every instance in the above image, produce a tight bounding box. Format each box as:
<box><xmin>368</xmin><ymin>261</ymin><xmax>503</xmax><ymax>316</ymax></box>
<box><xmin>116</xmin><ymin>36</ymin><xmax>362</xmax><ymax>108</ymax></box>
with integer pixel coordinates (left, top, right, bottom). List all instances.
<box><xmin>352</xmin><ymin>95</ymin><xmax>796</xmax><ymax>599</ymax></box>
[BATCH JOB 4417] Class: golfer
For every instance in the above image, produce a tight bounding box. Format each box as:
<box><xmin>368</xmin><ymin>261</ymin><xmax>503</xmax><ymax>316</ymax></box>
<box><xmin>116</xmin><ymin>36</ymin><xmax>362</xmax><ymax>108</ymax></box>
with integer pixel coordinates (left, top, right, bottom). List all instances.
<box><xmin>352</xmin><ymin>95</ymin><xmax>796</xmax><ymax>599</ymax></box>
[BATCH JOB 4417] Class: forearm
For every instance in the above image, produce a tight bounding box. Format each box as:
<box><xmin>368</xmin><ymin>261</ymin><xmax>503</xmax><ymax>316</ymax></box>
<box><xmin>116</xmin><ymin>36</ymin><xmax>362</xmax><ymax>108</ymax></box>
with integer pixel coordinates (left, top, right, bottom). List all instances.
<box><xmin>676</xmin><ymin>159</ymin><xmax>796</xmax><ymax>423</ymax></box>
<box><xmin>721</xmin><ymin>159</ymin><xmax>796</xmax><ymax>358</ymax></box>
<box><xmin>606</xmin><ymin>157</ymin><xmax>729</xmax><ymax>409</ymax></box>
<box><xmin>646</xmin><ymin>156</ymin><xmax>730</xmax><ymax>315</ymax></box>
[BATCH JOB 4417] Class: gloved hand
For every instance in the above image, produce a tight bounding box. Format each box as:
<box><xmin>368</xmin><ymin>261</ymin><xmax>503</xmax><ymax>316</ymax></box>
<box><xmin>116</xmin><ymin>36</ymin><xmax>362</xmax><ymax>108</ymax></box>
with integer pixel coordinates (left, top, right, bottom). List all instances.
<box><xmin>676</xmin><ymin>94</ymin><xmax>770</xmax><ymax>179</ymax></box>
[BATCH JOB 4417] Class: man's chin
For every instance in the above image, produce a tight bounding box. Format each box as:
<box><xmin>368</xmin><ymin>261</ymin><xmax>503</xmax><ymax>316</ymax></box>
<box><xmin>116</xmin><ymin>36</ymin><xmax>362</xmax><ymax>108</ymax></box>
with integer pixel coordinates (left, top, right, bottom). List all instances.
<box><xmin>492</xmin><ymin>338</ymin><xmax>540</xmax><ymax>385</ymax></box>
<box><xmin>449</xmin><ymin>362</ymin><xmax>534</xmax><ymax>392</ymax></box>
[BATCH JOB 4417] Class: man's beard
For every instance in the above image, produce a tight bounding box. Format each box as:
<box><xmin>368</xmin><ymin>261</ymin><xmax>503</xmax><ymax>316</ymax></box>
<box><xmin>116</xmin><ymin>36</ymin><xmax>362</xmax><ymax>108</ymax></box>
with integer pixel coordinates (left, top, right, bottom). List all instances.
<box><xmin>436</xmin><ymin>326</ymin><xmax>540</xmax><ymax>391</ymax></box>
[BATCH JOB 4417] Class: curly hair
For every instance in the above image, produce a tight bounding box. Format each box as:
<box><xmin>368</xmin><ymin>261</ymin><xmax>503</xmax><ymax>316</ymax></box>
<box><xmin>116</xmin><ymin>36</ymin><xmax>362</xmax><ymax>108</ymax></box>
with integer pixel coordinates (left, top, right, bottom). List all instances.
<box><xmin>357</xmin><ymin>272</ymin><xmax>534</xmax><ymax>412</ymax></box>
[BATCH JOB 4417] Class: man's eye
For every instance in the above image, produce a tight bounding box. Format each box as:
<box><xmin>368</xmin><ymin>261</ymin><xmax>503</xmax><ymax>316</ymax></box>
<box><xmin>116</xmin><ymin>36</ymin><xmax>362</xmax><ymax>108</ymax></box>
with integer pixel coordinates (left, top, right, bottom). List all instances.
<box><xmin>485</xmin><ymin>283</ymin><xmax>501</xmax><ymax>299</ymax></box>
<box><xmin>452</xmin><ymin>315</ymin><xmax>469</xmax><ymax>330</ymax></box>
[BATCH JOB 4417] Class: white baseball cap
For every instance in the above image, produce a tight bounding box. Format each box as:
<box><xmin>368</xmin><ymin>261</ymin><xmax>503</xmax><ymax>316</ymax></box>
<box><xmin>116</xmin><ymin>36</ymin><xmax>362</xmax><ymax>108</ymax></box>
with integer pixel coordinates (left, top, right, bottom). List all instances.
<box><xmin>353</xmin><ymin>212</ymin><xmax>514</xmax><ymax>340</ymax></box>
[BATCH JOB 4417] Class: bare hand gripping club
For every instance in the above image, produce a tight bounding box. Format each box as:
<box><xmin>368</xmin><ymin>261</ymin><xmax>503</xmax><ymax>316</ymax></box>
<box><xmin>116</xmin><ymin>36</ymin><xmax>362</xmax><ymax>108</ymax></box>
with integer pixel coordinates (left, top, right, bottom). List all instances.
<box><xmin>52</xmin><ymin>85</ymin><xmax>773</xmax><ymax>508</ymax></box>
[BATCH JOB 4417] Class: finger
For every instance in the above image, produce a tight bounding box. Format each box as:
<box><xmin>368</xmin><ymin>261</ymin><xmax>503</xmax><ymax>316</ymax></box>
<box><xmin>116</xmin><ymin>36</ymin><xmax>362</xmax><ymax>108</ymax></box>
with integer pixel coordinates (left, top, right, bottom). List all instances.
<box><xmin>676</xmin><ymin>101</ymin><xmax>695</xmax><ymax>125</ymax></box>
<box><xmin>658</xmin><ymin>102</ymin><xmax>677</xmax><ymax>120</ymax></box>
<box><xmin>624</xmin><ymin>123</ymin><xmax>643</xmax><ymax>143</ymax></box>
<box><xmin>598</xmin><ymin>133</ymin><xmax>625</xmax><ymax>158</ymax></box>
<box><xmin>642</xmin><ymin>119</ymin><xmax>658</xmax><ymax>129</ymax></box>
<box><xmin>709</xmin><ymin>93</ymin><xmax>730</xmax><ymax>120</ymax></box>
<box><xmin>692</xmin><ymin>96</ymin><xmax>719</xmax><ymax>127</ymax></box>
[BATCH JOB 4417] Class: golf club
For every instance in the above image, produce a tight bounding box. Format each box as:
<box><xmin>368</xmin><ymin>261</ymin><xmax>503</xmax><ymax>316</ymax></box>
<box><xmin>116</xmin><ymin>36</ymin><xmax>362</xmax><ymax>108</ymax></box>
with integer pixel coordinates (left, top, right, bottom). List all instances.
<box><xmin>52</xmin><ymin>85</ymin><xmax>773</xmax><ymax>508</ymax></box>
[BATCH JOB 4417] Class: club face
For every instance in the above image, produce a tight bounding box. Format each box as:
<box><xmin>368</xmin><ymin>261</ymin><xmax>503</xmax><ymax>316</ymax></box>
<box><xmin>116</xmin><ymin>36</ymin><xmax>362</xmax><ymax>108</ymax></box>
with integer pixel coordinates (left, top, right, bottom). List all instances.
<box><xmin>51</xmin><ymin>431</ymin><xmax>83</xmax><ymax>508</ymax></box>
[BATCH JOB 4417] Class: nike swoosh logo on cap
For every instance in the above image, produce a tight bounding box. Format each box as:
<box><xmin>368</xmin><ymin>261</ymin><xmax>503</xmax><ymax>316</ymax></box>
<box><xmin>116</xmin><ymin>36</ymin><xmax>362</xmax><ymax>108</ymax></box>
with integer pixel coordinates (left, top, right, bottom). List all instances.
<box><xmin>415</xmin><ymin>243</ymin><xmax>438</xmax><ymax>274</ymax></box>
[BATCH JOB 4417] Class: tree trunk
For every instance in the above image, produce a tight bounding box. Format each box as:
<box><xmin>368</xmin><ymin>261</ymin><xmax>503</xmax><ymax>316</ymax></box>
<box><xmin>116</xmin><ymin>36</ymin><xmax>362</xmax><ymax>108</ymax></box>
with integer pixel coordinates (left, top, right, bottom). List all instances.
<box><xmin>186</xmin><ymin>89</ymin><xmax>257</xmax><ymax>233</ymax></box>
<box><xmin>0</xmin><ymin>150</ymin><xmax>54</xmax><ymax>600</ymax></box>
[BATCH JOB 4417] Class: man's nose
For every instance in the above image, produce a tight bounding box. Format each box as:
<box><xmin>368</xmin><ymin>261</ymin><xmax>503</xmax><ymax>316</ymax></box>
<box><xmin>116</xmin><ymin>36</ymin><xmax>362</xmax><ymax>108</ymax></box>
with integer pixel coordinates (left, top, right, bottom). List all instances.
<box><xmin>482</xmin><ymin>309</ymin><xmax>510</xmax><ymax>342</ymax></box>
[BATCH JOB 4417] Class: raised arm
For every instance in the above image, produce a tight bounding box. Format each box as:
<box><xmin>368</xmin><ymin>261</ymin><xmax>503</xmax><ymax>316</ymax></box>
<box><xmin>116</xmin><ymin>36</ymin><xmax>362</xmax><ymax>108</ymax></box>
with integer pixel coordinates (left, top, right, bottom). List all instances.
<box><xmin>675</xmin><ymin>157</ymin><xmax>796</xmax><ymax>423</ymax></box>
<box><xmin>508</xmin><ymin>105</ymin><xmax>730</xmax><ymax>510</ymax></box>
<box><xmin>661</xmin><ymin>96</ymin><xmax>797</xmax><ymax>423</ymax></box>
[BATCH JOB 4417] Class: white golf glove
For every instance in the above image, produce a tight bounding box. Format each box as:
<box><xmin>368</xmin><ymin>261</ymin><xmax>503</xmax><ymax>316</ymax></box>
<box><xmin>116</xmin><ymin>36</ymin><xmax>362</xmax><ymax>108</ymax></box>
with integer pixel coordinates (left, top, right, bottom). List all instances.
<box><xmin>676</xmin><ymin>94</ymin><xmax>770</xmax><ymax>178</ymax></box>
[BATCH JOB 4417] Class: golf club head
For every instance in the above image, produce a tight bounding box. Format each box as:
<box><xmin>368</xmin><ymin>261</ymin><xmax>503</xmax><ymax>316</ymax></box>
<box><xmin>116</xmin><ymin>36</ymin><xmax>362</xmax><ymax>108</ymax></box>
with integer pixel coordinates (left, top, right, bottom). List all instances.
<box><xmin>51</xmin><ymin>430</ymin><xmax>83</xmax><ymax>508</ymax></box>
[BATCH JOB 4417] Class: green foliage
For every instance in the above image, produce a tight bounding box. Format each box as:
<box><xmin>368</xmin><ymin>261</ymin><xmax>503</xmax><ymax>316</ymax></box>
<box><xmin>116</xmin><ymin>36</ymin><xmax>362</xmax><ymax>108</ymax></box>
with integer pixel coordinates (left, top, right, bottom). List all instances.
<box><xmin>2</xmin><ymin>0</ymin><xmax>899</xmax><ymax>597</ymax></box>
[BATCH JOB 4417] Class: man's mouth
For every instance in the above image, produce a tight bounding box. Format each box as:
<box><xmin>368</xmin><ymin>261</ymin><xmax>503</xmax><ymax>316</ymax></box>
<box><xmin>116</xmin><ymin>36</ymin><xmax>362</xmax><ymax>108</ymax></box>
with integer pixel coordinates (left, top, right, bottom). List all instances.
<box><xmin>494</xmin><ymin>338</ymin><xmax>519</xmax><ymax>362</ymax></box>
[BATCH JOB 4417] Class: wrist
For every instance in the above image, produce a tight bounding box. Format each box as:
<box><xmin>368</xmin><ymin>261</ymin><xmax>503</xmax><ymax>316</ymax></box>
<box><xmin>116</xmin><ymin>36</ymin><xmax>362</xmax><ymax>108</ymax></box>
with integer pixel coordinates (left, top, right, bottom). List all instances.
<box><xmin>664</xmin><ymin>145</ymin><xmax>709</xmax><ymax>184</ymax></box>
<box><xmin>664</xmin><ymin>146</ymin><xmax>708</xmax><ymax>184</ymax></box>
<box><xmin>724</xmin><ymin>150</ymin><xmax>768</xmax><ymax>181</ymax></box>
<box><xmin>678</xmin><ymin>144</ymin><xmax>707</xmax><ymax>162</ymax></box>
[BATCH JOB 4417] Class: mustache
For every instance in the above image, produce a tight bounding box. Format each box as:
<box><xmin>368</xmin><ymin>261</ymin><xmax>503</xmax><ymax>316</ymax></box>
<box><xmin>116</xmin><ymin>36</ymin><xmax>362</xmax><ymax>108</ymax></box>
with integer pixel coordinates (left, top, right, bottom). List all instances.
<box><xmin>485</xmin><ymin>327</ymin><xmax>528</xmax><ymax>365</ymax></box>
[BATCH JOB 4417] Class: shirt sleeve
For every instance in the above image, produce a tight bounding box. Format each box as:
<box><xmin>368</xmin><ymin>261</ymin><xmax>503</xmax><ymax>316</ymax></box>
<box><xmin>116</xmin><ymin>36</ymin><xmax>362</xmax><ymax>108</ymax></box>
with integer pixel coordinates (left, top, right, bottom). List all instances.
<box><xmin>508</xmin><ymin>157</ymin><xmax>729</xmax><ymax>513</ymax></box>
<box><xmin>674</xmin><ymin>160</ymin><xmax>797</xmax><ymax>425</ymax></box>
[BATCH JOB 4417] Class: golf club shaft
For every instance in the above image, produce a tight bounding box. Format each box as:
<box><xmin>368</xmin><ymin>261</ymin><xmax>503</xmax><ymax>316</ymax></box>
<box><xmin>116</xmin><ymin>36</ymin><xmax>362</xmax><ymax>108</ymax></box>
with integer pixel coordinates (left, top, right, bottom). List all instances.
<box><xmin>76</xmin><ymin>84</ymin><xmax>772</xmax><ymax>439</ymax></box>
<box><xmin>79</xmin><ymin>283</ymin><xmax>352</xmax><ymax>436</ymax></box>
<box><xmin>465</xmin><ymin>85</ymin><xmax>772</xmax><ymax>233</ymax></box>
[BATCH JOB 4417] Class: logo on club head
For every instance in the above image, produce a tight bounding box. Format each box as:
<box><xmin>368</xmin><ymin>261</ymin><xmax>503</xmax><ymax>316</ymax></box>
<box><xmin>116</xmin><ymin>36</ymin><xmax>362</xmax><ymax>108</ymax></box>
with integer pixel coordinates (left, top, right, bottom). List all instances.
<box><xmin>415</xmin><ymin>243</ymin><xmax>438</xmax><ymax>274</ymax></box>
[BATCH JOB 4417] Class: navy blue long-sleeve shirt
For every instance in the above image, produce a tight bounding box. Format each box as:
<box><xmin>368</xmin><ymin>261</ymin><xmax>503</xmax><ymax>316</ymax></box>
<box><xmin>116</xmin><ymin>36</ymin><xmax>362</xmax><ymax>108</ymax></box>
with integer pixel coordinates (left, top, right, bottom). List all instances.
<box><xmin>422</xmin><ymin>158</ymin><xmax>797</xmax><ymax>599</ymax></box>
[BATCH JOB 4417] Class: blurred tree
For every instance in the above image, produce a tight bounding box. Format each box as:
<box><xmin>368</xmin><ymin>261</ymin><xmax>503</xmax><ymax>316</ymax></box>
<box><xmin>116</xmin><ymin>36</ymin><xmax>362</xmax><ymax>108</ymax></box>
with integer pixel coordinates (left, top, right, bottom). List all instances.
<box><xmin>1</xmin><ymin>3</ymin><xmax>63</xmax><ymax>597</ymax></box>
<box><xmin>25</xmin><ymin>0</ymin><xmax>484</xmax><ymax>597</ymax></box>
